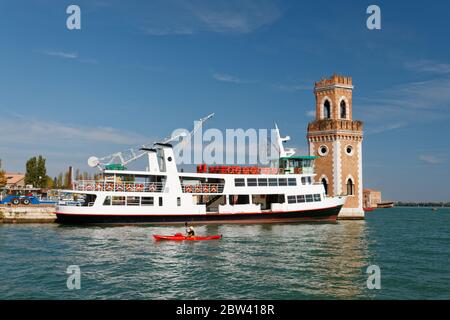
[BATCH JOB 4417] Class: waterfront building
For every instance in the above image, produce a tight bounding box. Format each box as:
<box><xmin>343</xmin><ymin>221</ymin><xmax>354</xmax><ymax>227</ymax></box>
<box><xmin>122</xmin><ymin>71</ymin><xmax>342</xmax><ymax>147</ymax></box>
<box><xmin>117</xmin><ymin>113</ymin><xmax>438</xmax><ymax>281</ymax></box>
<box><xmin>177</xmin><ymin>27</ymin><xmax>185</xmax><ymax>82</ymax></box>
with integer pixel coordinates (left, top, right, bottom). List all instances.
<box><xmin>5</xmin><ymin>173</ymin><xmax>25</xmax><ymax>189</ymax></box>
<box><xmin>307</xmin><ymin>75</ymin><xmax>364</xmax><ymax>219</ymax></box>
<box><xmin>363</xmin><ymin>189</ymin><xmax>381</xmax><ymax>208</ymax></box>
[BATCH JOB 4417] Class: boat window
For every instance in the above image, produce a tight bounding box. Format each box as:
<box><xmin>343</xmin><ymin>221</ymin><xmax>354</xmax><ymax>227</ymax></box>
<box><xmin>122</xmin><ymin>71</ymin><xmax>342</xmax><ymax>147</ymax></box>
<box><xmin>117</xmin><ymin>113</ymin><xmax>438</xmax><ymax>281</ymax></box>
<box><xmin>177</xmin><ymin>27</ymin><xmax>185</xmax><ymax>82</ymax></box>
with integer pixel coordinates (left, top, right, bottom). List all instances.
<box><xmin>307</xmin><ymin>177</ymin><xmax>312</xmax><ymax>185</ymax></box>
<box><xmin>288</xmin><ymin>178</ymin><xmax>297</xmax><ymax>186</ymax></box>
<box><xmin>278</xmin><ymin>178</ymin><xmax>287</xmax><ymax>186</ymax></box>
<box><xmin>112</xmin><ymin>196</ymin><xmax>125</xmax><ymax>206</ymax></box>
<box><xmin>127</xmin><ymin>196</ymin><xmax>140</xmax><ymax>206</ymax></box>
<box><xmin>103</xmin><ymin>196</ymin><xmax>111</xmax><ymax>205</ymax></box>
<box><xmin>229</xmin><ymin>195</ymin><xmax>250</xmax><ymax>205</ymax></box>
<box><xmin>314</xmin><ymin>194</ymin><xmax>321</xmax><ymax>202</ymax></box>
<box><xmin>258</xmin><ymin>178</ymin><xmax>268</xmax><ymax>186</ymax></box>
<box><xmin>234</xmin><ymin>178</ymin><xmax>245</xmax><ymax>187</ymax></box>
<box><xmin>141</xmin><ymin>197</ymin><xmax>154</xmax><ymax>206</ymax></box>
<box><xmin>287</xmin><ymin>196</ymin><xmax>296</xmax><ymax>204</ymax></box>
<box><xmin>247</xmin><ymin>178</ymin><xmax>257</xmax><ymax>187</ymax></box>
<box><xmin>297</xmin><ymin>195</ymin><xmax>305</xmax><ymax>203</ymax></box>
<box><xmin>305</xmin><ymin>194</ymin><xmax>314</xmax><ymax>202</ymax></box>
<box><xmin>269</xmin><ymin>178</ymin><xmax>278</xmax><ymax>186</ymax></box>
<box><xmin>177</xmin><ymin>197</ymin><xmax>181</xmax><ymax>206</ymax></box>
<box><xmin>159</xmin><ymin>197</ymin><xmax>163</xmax><ymax>206</ymax></box>
<box><xmin>301</xmin><ymin>177</ymin><xmax>306</xmax><ymax>185</ymax></box>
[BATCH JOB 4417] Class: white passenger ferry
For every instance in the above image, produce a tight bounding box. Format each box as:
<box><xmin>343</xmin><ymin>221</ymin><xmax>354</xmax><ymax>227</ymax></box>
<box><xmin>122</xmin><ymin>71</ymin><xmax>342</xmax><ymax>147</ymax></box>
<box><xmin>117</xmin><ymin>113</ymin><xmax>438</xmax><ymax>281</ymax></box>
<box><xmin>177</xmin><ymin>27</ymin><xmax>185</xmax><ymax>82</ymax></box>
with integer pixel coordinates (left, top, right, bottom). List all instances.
<box><xmin>55</xmin><ymin>123</ymin><xmax>346</xmax><ymax>224</ymax></box>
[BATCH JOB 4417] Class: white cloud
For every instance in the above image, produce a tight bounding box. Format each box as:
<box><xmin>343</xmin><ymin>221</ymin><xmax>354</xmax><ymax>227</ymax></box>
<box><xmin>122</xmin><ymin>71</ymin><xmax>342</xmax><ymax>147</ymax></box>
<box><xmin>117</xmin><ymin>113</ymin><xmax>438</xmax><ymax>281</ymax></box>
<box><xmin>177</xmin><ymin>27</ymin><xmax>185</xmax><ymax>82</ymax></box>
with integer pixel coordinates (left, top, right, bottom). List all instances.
<box><xmin>358</xmin><ymin>76</ymin><xmax>450</xmax><ymax>130</ymax></box>
<box><xmin>275</xmin><ymin>84</ymin><xmax>310</xmax><ymax>92</ymax></box>
<box><xmin>0</xmin><ymin>117</ymin><xmax>149</xmax><ymax>175</ymax></box>
<box><xmin>405</xmin><ymin>59</ymin><xmax>450</xmax><ymax>75</ymax></box>
<box><xmin>213</xmin><ymin>72</ymin><xmax>251</xmax><ymax>84</ymax></box>
<box><xmin>141</xmin><ymin>0</ymin><xmax>283</xmax><ymax>36</ymax></box>
<box><xmin>419</xmin><ymin>155</ymin><xmax>444</xmax><ymax>165</ymax></box>
<box><xmin>41</xmin><ymin>50</ymin><xmax>78</xmax><ymax>59</ymax></box>
<box><xmin>187</xmin><ymin>0</ymin><xmax>283</xmax><ymax>34</ymax></box>
<box><xmin>142</xmin><ymin>26</ymin><xmax>195</xmax><ymax>36</ymax></box>
<box><xmin>366</xmin><ymin>122</ymin><xmax>407</xmax><ymax>135</ymax></box>
<box><xmin>306</xmin><ymin>110</ymin><xmax>316</xmax><ymax>117</ymax></box>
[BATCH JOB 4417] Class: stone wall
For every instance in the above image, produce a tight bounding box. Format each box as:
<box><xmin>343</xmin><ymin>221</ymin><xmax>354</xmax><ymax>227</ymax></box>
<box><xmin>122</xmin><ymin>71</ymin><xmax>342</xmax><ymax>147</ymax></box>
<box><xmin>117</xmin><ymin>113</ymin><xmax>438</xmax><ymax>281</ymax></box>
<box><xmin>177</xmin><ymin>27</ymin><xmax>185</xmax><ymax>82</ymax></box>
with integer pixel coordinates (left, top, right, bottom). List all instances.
<box><xmin>0</xmin><ymin>205</ymin><xmax>56</xmax><ymax>223</ymax></box>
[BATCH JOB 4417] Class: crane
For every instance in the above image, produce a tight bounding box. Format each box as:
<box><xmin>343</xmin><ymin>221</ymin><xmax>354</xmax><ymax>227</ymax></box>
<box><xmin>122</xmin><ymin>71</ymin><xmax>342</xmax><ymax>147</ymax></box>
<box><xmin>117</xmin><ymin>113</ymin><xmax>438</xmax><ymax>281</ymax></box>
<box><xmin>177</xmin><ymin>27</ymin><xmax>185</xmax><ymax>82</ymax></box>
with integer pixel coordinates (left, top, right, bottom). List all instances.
<box><xmin>87</xmin><ymin>113</ymin><xmax>214</xmax><ymax>170</ymax></box>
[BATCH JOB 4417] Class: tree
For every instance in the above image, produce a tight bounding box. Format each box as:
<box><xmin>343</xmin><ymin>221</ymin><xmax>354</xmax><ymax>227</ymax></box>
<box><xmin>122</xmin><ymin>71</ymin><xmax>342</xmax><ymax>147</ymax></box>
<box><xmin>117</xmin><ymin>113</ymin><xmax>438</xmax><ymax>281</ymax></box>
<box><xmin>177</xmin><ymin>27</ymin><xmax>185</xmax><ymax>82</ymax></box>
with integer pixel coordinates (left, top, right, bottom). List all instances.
<box><xmin>25</xmin><ymin>155</ymin><xmax>48</xmax><ymax>188</ymax></box>
<box><xmin>0</xmin><ymin>159</ymin><xmax>7</xmax><ymax>188</ymax></box>
<box><xmin>37</xmin><ymin>156</ymin><xmax>47</xmax><ymax>188</ymax></box>
<box><xmin>25</xmin><ymin>157</ymin><xmax>37</xmax><ymax>186</ymax></box>
<box><xmin>57</xmin><ymin>173</ymin><xmax>64</xmax><ymax>188</ymax></box>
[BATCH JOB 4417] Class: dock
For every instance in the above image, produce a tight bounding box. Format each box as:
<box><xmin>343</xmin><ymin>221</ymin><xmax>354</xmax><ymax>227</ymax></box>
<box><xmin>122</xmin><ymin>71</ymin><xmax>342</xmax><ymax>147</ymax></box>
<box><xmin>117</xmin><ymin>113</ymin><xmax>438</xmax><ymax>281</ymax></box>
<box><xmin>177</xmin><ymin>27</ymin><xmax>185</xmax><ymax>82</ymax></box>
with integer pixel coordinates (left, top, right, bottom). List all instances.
<box><xmin>0</xmin><ymin>205</ymin><xmax>56</xmax><ymax>223</ymax></box>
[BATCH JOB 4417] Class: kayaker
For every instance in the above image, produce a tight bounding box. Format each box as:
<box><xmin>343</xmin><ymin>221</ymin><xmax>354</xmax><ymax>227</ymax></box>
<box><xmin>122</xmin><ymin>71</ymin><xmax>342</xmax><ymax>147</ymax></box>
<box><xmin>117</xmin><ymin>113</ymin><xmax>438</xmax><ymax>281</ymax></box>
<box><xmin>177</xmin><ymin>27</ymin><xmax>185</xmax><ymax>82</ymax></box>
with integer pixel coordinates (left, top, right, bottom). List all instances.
<box><xmin>186</xmin><ymin>226</ymin><xmax>195</xmax><ymax>237</ymax></box>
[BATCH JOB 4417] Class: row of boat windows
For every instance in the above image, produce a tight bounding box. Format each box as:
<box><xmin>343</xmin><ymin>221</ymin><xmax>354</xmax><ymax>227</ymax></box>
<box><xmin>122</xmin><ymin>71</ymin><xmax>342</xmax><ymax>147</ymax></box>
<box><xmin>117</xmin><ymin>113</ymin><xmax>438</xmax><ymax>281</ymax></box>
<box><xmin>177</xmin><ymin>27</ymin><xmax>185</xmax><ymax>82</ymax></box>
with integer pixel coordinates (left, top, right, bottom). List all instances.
<box><xmin>234</xmin><ymin>177</ymin><xmax>312</xmax><ymax>187</ymax></box>
<box><xmin>287</xmin><ymin>194</ymin><xmax>321</xmax><ymax>204</ymax></box>
<box><xmin>104</xmin><ymin>196</ymin><xmax>164</xmax><ymax>206</ymax></box>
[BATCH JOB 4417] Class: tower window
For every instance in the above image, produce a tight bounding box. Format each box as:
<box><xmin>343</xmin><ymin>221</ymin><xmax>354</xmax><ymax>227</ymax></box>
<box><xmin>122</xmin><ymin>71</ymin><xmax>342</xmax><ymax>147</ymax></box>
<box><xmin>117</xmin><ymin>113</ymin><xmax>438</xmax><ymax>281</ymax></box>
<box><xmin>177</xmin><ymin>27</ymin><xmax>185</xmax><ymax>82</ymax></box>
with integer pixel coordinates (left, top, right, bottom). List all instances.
<box><xmin>340</xmin><ymin>100</ymin><xmax>347</xmax><ymax>119</ymax></box>
<box><xmin>318</xmin><ymin>145</ymin><xmax>329</xmax><ymax>156</ymax></box>
<box><xmin>322</xmin><ymin>178</ymin><xmax>328</xmax><ymax>195</ymax></box>
<box><xmin>346</xmin><ymin>178</ymin><xmax>355</xmax><ymax>196</ymax></box>
<box><xmin>324</xmin><ymin>100</ymin><xmax>331</xmax><ymax>119</ymax></box>
<box><xmin>345</xmin><ymin>145</ymin><xmax>354</xmax><ymax>156</ymax></box>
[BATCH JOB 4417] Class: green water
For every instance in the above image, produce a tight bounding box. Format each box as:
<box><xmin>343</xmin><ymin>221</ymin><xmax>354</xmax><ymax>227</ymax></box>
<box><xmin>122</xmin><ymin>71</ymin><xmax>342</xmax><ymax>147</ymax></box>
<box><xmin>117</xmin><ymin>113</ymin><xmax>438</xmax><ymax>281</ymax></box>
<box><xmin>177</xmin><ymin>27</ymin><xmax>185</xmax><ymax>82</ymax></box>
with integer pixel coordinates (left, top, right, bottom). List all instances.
<box><xmin>0</xmin><ymin>207</ymin><xmax>449</xmax><ymax>299</ymax></box>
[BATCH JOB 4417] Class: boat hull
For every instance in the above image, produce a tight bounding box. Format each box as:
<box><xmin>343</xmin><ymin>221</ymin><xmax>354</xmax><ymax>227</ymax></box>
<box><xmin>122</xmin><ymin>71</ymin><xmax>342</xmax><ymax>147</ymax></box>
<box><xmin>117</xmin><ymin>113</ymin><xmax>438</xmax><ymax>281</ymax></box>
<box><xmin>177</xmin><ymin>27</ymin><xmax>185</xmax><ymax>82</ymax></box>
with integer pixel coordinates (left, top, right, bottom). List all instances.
<box><xmin>55</xmin><ymin>205</ymin><xmax>342</xmax><ymax>225</ymax></box>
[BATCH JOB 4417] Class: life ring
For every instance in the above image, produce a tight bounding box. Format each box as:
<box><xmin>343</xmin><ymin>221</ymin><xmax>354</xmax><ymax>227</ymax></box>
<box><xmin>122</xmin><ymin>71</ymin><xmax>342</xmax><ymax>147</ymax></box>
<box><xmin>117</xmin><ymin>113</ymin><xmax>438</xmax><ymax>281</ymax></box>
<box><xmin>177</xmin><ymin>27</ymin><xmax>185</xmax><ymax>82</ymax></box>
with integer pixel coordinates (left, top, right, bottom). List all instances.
<box><xmin>203</xmin><ymin>185</ymin><xmax>210</xmax><ymax>193</ymax></box>
<box><xmin>242</xmin><ymin>167</ymin><xmax>250</xmax><ymax>174</ymax></box>
<box><xmin>126</xmin><ymin>184</ymin><xmax>134</xmax><ymax>192</ymax></box>
<box><xmin>85</xmin><ymin>184</ymin><xmax>93</xmax><ymax>191</ymax></box>
<box><xmin>185</xmin><ymin>185</ymin><xmax>193</xmax><ymax>193</ymax></box>
<box><xmin>105</xmin><ymin>183</ymin><xmax>114</xmax><ymax>191</ymax></box>
<box><xmin>294</xmin><ymin>167</ymin><xmax>302</xmax><ymax>174</ymax></box>
<box><xmin>136</xmin><ymin>184</ymin><xmax>144</xmax><ymax>192</ymax></box>
<box><xmin>194</xmin><ymin>185</ymin><xmax>202</xmax><ymax>193</ymax></box>
<box><xmin>116</xmin><ymin>184</ymin><xmax>124</xmax><ymax>192</ymax></box>
<box><xmin>210</xmin><ymin>184</ymin><xmax>218</xmax><ymax>193</ymax></box>
<box><xmin>250</xmin><ymin>167</ymin><xmax>259</xmax><ymax>175</ymax></box>
<box><xmin>95</xmin><ymin>183</ymin><xmax>103</xmax><ymax>191</ymax></box>
<box><xmin>149</xmin><ymin>184</ymin><xmax>157</xmax><ymax>192</ymax></box>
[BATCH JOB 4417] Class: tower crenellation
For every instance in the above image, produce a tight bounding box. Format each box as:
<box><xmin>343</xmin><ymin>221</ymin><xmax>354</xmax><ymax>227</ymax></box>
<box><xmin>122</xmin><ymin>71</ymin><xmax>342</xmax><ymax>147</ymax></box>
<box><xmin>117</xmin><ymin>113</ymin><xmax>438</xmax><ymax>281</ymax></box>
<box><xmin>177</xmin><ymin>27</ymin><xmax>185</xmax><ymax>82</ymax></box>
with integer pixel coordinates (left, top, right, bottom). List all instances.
<box><xmin>307</xmin><ymin>74</ymin><xmax>364</xmax><ymax>219</ymax></box>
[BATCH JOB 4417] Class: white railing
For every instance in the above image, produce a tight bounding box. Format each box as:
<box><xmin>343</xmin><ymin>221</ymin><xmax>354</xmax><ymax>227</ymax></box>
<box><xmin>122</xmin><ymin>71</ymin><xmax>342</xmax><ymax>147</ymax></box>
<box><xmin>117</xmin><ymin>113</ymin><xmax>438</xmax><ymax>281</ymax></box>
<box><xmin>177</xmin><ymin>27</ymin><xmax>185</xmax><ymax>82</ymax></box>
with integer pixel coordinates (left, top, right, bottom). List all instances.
<box><xmin>73</xmin><ymin>180</ymin><xmax>165</xmax><ymax>193</ymax></box>
<box><xmin>182</xmin><ymin>183</ymin><xmax>225</xmax><ymax>194</ymax></box>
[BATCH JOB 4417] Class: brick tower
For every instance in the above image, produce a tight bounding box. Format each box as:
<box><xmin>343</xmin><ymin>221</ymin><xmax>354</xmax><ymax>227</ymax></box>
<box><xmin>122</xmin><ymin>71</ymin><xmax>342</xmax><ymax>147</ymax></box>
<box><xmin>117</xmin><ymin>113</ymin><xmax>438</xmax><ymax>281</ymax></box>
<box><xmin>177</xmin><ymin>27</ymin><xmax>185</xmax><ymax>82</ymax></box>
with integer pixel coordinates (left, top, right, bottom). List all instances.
<box><xmin>307</xmin><ymin>74</ymin><xmax>364</xmax><ymax>219</ymax></box>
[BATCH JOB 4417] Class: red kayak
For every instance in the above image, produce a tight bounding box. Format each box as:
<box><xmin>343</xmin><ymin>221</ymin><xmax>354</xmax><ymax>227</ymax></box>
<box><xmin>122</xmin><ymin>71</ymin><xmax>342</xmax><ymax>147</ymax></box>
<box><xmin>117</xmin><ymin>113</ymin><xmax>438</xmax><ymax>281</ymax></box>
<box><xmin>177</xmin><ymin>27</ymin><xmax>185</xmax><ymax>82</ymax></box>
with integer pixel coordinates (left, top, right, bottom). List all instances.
<box><xmin>153</xmin><ymin>233</ymin><xmax>222</xmax><ymax>241</ymax></box>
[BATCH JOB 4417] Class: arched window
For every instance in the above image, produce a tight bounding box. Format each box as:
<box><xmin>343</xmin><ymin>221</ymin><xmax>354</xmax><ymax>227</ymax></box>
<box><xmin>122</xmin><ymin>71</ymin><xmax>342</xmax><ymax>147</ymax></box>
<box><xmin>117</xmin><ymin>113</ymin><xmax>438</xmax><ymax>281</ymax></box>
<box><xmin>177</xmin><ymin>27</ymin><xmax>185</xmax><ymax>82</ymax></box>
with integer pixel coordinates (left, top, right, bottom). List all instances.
<box><xmin>340</xmin><ymin>100</ymin><xmax>347</xmax><ymax>119</ymax></box>
<box><xmin>346</xmin><ymin>178</ymin><xmax>355</xmax><ymax>196</ymax></box>
<box><xmin>324</xmin><ymin>100</ymin><xmax>331</xmax><ymax>119</ymax></box>
<box><xmin>322</xmin><ymin>178</ymin><xmax>328</xmax><ymax>195</ymax></box>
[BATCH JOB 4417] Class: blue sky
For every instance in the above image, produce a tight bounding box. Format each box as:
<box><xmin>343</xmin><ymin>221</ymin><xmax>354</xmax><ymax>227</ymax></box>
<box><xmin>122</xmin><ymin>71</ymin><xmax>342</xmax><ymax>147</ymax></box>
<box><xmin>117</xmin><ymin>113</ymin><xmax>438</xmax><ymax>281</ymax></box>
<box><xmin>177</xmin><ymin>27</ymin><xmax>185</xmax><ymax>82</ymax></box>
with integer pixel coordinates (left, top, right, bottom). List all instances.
<box><xmin>0</xmin><ymin>0</ymin><xmax>449</xmax><ymax>201</ymax></box>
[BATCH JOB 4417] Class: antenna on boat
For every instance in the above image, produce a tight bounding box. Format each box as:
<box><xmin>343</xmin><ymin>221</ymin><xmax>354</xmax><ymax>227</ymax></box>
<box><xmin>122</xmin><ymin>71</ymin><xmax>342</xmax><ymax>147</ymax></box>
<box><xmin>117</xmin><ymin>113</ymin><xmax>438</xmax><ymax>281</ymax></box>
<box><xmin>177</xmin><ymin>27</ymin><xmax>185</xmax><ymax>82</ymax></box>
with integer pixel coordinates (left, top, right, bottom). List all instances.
<box><xmin>87</xmin><ymin>113</ymin><xmax>215</xmax><ymax>171</ymax></box>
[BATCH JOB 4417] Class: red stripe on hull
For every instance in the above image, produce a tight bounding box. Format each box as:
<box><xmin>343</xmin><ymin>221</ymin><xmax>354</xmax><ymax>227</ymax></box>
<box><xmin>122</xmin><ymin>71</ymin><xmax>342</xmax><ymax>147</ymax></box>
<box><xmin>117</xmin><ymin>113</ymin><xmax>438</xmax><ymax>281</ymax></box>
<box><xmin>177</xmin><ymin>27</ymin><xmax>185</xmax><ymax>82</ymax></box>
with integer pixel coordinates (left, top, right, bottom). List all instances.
<box><xmin>55</xmin><ymin>205</ymin><xmax>343</xmax><ymax>225</ymax></box>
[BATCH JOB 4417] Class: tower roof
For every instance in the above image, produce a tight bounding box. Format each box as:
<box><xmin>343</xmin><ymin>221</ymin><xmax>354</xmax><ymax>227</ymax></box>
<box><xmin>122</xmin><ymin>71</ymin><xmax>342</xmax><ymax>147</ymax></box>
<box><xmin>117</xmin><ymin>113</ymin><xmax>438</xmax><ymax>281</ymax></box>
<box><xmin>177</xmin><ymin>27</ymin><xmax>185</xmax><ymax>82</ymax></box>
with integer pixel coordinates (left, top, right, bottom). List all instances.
<box><xmin>315</xmin><ymin>74</ymin><xmax>353</xmax><ymax>91</ymax></box>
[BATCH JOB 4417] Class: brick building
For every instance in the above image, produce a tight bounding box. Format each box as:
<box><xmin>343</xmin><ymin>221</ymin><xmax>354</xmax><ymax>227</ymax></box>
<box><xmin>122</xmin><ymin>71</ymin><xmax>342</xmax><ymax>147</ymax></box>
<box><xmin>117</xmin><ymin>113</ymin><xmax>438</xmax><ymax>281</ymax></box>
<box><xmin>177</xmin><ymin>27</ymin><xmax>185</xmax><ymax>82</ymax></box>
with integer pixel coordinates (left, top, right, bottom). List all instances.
<box><xmin>363</xmin><ymin>189</ymin><xmax>382</xmax><ymax>208</ymax></box>
<box><xmin>307</xmin><ymin>75</ymin><xmax>364</xmax><ymax>219</ymax></box>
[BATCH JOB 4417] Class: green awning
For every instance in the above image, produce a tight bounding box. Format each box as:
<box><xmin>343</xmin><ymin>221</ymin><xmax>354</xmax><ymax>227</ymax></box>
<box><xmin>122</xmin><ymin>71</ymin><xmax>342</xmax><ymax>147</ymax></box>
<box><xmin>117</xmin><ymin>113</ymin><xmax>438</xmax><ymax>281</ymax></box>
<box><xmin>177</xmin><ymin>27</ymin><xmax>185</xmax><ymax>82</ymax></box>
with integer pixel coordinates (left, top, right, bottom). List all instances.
<box><xmin>280</xmin><ymin>156</ymin><xmax>318</xmax><ymax>160</ymax></box>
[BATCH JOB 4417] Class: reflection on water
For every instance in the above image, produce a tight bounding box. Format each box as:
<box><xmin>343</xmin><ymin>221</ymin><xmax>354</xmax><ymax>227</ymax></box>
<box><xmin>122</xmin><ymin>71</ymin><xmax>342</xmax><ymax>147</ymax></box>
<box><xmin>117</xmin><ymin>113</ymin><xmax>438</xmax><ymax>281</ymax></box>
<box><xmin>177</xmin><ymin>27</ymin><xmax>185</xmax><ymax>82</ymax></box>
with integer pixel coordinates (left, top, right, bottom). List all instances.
<box><xmin>0</xmin><ymin>221</ymin><xmax>370</xmax><ymax>300</ymax></box>
<box><xmin>1</xmin><ymin>208</ymin><xmax>449</xmax><ymax>299</ymax></box>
